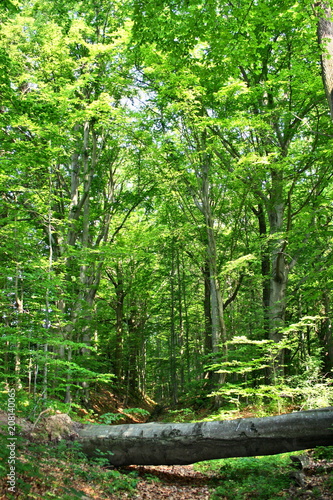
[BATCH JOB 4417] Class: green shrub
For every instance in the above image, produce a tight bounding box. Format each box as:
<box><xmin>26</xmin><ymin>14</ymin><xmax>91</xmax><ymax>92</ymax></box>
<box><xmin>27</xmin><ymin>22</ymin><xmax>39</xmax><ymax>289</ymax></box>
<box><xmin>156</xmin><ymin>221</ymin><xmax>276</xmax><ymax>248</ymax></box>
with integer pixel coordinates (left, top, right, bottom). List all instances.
<box><xmin>99</xmin><ymin>407</ymin><xmax>150</xmax><ymax>424</ymax></box>
<box><xmin>163</xmin><ymin>408</ymin><xmax>196</xmax><ymax>422</ymax></box>
<box><xmin>313</xmin><ymin>446</ymin><xmax>333</xmax><ymax>460</ymax></box>
<box><xmin>105</xmin><ymin>470</ymin><xmax>138</xmax><ymax>494</ymax></box>
<box><xmin>197</xmin><ymin>455</ymin><xmax>293</xmax><ymax>500</ymax></box>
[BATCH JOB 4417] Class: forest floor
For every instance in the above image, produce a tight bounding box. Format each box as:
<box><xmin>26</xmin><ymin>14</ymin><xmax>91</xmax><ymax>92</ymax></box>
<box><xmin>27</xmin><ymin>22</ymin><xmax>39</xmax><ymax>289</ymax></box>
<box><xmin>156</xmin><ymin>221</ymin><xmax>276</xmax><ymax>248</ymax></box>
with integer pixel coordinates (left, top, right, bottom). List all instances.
<box><xmin>1</xmin><ymin>398</ymin><xmax>333</xmax><ymax>499</ymax></box>
<box><xmin>123</xmin><ymin>465</ymin><xmax>211</xmax><ymax>500</ymax></box>
<box><xmin>126</xmin><ymin>460</ymin><xmax>333</xmax><ymax>500</ymax></box>
<box><xmin>1</xmin><ymin>454</ymin><xmax>333</xmax><ymax>499</ymax></box>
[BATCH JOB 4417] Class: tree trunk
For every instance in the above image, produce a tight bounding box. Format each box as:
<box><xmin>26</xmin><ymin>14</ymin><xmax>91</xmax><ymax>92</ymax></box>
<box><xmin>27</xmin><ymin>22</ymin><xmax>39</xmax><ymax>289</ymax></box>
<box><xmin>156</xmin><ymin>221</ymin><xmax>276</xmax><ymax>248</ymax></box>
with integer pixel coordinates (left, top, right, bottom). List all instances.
<box><xmin>203</xmin><ymin>258</ymin><xmax>213</xmax><ymax>355</ymax></box>
<box><xmin>76</xmin><ymin>407</ymin><xmax>333</xmax><ymax>466</ymax></box>
<box><xmin>319</xmin><ymin>291</ymin><xmax>333</xmax><ymax>373</ymax></box>
<box><xmin>317</xmin><ymin>2</ymin><xmax>333</xmax><ymax>120</ymax></box>
<box><xmin>267</xmin><ymin>169</ymin><xmax>287</xmax><ymax>345</ymax></box>
<box><xmin>111</xmin><ymin>265</ymin><xmax>126</xmax><ymax>381</ymax></box>
<box><xmin>169</xmin><ymin>238</ymin><xmax>178</xmax><ymax>404</ymax></box>
<box><xmin>252</xmin><ymin>204</ymin><xmax>270</xmax><ymax>335</ymax></box>
<box><xmin>198</xmin><ymin>136</ymin><xmax>226</xmax><ymax>364</ymax></box>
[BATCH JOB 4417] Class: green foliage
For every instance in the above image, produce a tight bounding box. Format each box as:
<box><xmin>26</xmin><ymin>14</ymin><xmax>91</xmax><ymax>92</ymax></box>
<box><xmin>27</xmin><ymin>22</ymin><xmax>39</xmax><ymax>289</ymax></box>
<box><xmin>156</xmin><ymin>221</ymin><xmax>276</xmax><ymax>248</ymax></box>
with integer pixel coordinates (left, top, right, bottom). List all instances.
<box><xmin>122</xmin><ymin>407</ymin><xmax>150</xmax><ymax>418</ymax></box>
<box><xmin>75</xmin><ymin>448</ymin><xmax>138</xmax><ymax>492</ymax></box>
<box><xmin>105</xmin><ymin>470</ymin><xmax>138</xmax><ymax>494</ymax></box>
<box><xmin>205</xmin><ymin>327</ymin><xmax>333</xmax><ymax>413</ymax></box>
<box><xmin>313</xmin><ymin>446</ymin><xmax>333</xmax><ymax>461</ymax></box>
<box><xmin>88</xmin><ymin>448</ymin><xmax>114</xmax><ymax>467</ymax></box>
<box><xmin>162</xmin><ymin>408</ymin><xmax>196</xmax><ymax>422</ymax></box>
<box><xmin>98</xmin><ymin>407</ymin><xmax>150</xmax><ymax>424</ymax></box>
<box><xmin>197</xmin><ymin>455</ymin><xmax>293</xmax><ymax>500</ymax></box>
<box><xmin>323</xmin><ymin>473</ymin><xmax>333</xmax><ymax>494</ymax></box>
<box><xmin>210</xmin><ymin>477</ymin><xmax>288</xmax><ymax>500</ymax></box>
<box><xmin>0</xmin><ymin>433</ymin><xmax>44</xmax><ymax>497</ymax></box>
<box><xmin>0</xmin><ymin>0</ymin><xmax>333</xmax><ymax>411</ymax></box>
<box><xmin>98</xmin><ymin>412</ymin><xmax>124</xmax><ymax>424</ymax></box>
<box><xmin>43</xmin><ymin>488</ymin><xmax>87</xmax><ymax>499</ymax></box>
<box><xmin>53</xmin><ymin>440</ymin><xmax>87</xmax><ymax>462</ymax></box>
<box><xmin>0</xmin><ymin>429</ymin><xmax>140</xmax><ymax>498</ymax></box>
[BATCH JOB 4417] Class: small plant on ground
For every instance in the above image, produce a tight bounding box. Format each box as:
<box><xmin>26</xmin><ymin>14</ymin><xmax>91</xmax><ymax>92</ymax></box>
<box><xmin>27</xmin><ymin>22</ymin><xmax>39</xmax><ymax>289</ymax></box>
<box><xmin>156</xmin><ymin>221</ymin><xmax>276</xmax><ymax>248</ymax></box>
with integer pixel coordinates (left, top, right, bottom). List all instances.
<box><xmin>163</xmin><ymin>408</ymin><xmax>196</xmax><ymax>422</ymax></box>
<box><xmin>122</xmin><ymin>407</ymin><xmax>150</xmax><ymax>418</ymax></box>
<box><xmin>0</xmin><ymin>429</ymin><xmax>140</xmax><ymax>499</ymax></box>
<box><xmin>105</xmin><ymin>469</ymin><xmax>139</xmax><ymax>494</ymax></box>
<box><xmin>99</xmin><ymin>412</ymin><xmax>125</xmax><ymax>424</ymax></box>
<box><xmin>313</xmin><ymin>446</ymin><xmax>333</xmax><ymax>460</ymax></box>
<box><xmin>196</xmin><ymin>454</ymin><xmax>294</xmax><ymax>500</ymax></box>
<box><xmin>99</xmin><ymin>407</ymin><xmax>150</xmax><ymax>424</ymax></box>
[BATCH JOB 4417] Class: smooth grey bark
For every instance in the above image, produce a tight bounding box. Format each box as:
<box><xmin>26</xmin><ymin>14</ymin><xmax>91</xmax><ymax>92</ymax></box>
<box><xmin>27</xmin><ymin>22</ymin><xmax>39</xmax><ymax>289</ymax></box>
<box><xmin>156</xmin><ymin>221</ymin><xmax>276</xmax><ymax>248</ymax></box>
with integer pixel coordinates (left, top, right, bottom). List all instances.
<box><xmin>200</xmin><ymin>148</ymin><xmax>226</xmax><ymax>354</ymax></box>
<box><xmin>317</xmin><ymin>3</ymin><xmax>333</xmax><ymax>120</ymax></box>
<box><xmin>267</xmin><ymin>169</ymin><xmax>287</xmax><ymax>344</ymax></box>
<box><xmin>77</xmin><ymin>407</ymin><xmax>333</xmax><ymax>466</ymax></box>
<box><xmin>251</xmin><ymin>204</ymin><xmax>270</xmax><ymax>335</ymax></box>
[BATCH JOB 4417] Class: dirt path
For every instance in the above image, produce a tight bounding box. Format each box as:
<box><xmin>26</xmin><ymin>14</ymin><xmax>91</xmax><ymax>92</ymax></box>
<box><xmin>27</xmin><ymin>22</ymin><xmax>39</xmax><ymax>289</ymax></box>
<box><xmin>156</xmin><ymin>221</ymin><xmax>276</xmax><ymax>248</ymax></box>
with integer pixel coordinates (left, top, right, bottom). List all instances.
<box><xmin>120</xmin><ymin>460</ymin><xmax>333</xmax><ymax>500</ymax></box>
<box><xmin>122</xmin><ymin>465</ymin><xmax>212</xmax><ymax>500</ymax></box>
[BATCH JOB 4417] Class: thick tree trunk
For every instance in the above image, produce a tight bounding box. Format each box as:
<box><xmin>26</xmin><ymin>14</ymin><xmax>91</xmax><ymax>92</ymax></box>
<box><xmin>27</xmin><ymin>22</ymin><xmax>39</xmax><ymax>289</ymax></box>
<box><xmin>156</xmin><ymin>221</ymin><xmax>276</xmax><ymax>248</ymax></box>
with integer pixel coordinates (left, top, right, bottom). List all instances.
<box><xmin>76</xmin><ymin>407</ymin><xmax>333</xmax><ymax>466</ymax></box>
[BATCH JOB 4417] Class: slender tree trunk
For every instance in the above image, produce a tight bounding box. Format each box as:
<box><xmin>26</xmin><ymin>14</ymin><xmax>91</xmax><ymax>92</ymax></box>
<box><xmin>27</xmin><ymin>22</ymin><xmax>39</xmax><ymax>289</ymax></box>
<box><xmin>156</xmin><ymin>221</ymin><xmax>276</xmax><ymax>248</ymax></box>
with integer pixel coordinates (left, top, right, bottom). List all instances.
<box><xmin>126</xmin><ymin>307</ymin><xmax>148</xmax><ymax>398</ymax></box>
<box><xmin>203</xmin><ymin>258</ymin><xmax>212</xmax><ymax>355</ymax></box>
<box><xmin>319</xmin><ymin>291</ymin><xmax>333</xmax><ymax>373</ymax></box>
<box><xmin>316</xmin><ymin>2</ymin><xmax>333</xmax><ymax>120</ymax></box>
<box><xmin>252</xmin><ymin>204</ymin><xmax>270</xmax><ymax>335</ymax></box>
<box><xmin>200</xmin><ymin>148</ymin><xmax>226</xmax><ymax>354</ymax></box>
<box><xmin>115</xmin><ymin>267</ymin><xmax>125</xmax><ymax>381</ymax></box>
<box><xmin>43</xmin><ymin>344</ymin><xmax>48</xmax><ymax>401</ymax></box>
<box><xmin>65</xmin><ymin>347</ymin><xmax>72</xmax><ymax>404</ymax></box>
<box><xmin>169</xmin><ymin>239</ymin><xmax>178</xmax><ymax>404</ymax></box>
<box><xmin>181</xmin><ymin>252</ymin><xmax>191</xmax><ymax>385</ymax></box>
<box><xmin>176</xmin><ymin>248</ymin><xmax>185</xmax><ymax>391</ymax></box>
<box><xmin>14</xmin><ymin>263</ymin><xmax>23</xmax><ymax>390</ymax></box>
<box><xmin>190</xmin><ymin>131</ymin><xmax>227</xmax><ymax>393</ymax></box>
<box><xmin>43</xmin><ymin>171</ymin><xmax>54</xmax><ymax>402</ymax></box>
<box><xmin>267</xmin><ymin>169</ymin><xmax>288</xmax><ymax>345</ymax></box>
<box><xmin>200</xmin><ymin>179</ymin><xmax>226</xmax><ymax>392</ymax></box>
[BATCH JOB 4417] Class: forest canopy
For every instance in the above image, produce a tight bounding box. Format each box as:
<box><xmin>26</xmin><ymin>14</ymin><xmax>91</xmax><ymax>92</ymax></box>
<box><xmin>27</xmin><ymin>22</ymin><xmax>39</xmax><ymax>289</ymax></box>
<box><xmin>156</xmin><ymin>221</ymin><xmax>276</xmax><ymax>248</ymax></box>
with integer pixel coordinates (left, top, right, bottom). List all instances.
<box><xmin>1</xmin><ymin>0</ymin><xmax>333</xmax><ymax>414</ymax></box>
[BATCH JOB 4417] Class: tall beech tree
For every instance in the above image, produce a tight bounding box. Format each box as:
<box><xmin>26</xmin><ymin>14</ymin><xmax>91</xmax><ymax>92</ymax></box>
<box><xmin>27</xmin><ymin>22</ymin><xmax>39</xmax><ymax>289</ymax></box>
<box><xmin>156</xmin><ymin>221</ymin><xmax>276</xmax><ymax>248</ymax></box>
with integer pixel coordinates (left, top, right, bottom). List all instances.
<box><xmin>0</xmin><ymin>0</ymin><xmax>155</xmax><ymax>400</ymax></box>
<box><xmin>132</xmin><ymin>0</ymin><xmax>333</xmax><ymax>375</ymax></box>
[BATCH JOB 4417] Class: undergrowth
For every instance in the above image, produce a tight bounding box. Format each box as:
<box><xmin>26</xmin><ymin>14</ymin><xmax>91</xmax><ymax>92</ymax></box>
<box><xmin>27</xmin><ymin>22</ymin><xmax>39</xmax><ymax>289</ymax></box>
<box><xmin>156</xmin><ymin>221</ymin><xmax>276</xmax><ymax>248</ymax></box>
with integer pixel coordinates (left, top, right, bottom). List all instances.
<box><xmin>1</xmin><ymin>398</ymin><xmax>333</xmax><ymax>499</ymax></box>
<box><xmin>0</xmin><ymin>432</ymin><xmax>138</xmax><ymax>499</ymax></box>
<box><xmin>196</xmin><ymin>454</ymin><xmax>295</xmax><ymax>500</ymax></box>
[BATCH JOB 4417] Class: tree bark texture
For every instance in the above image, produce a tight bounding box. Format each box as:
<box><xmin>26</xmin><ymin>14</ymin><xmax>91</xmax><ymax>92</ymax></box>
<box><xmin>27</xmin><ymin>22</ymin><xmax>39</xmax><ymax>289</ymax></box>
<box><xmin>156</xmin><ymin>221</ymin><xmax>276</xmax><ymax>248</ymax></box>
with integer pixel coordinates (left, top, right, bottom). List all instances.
<box><xmin>317</xmin><ymin>3</ymin><xmax>333</xmax><ymax>120</ymax></box>
<box><xmin>198</xmin><ymin>133</ymin><xmax>226</xmax><ymax>357</ymax></box>
<box><xmin>252</xmin><ymin>204</ymin><xmax>270</xmax><ymax>336</ymax></box>
<box><xmin>77</xmin><ymin>407</ymin><xmax>333</xmax><ymax>466</ymax></box>
<box><xmin>267</xmin><ymin>169</ymin><xmax>287</xmax><ymax>344</ymax></box>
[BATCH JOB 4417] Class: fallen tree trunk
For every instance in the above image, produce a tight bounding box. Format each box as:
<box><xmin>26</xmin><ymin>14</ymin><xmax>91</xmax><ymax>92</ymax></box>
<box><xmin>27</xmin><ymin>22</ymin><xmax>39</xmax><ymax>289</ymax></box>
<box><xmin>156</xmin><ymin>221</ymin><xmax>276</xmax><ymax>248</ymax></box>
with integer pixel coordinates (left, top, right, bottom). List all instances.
<box><xmin>77</xmin><ymin>407</ymin><xmax>333</xmax><ymax>466</ymax></box>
